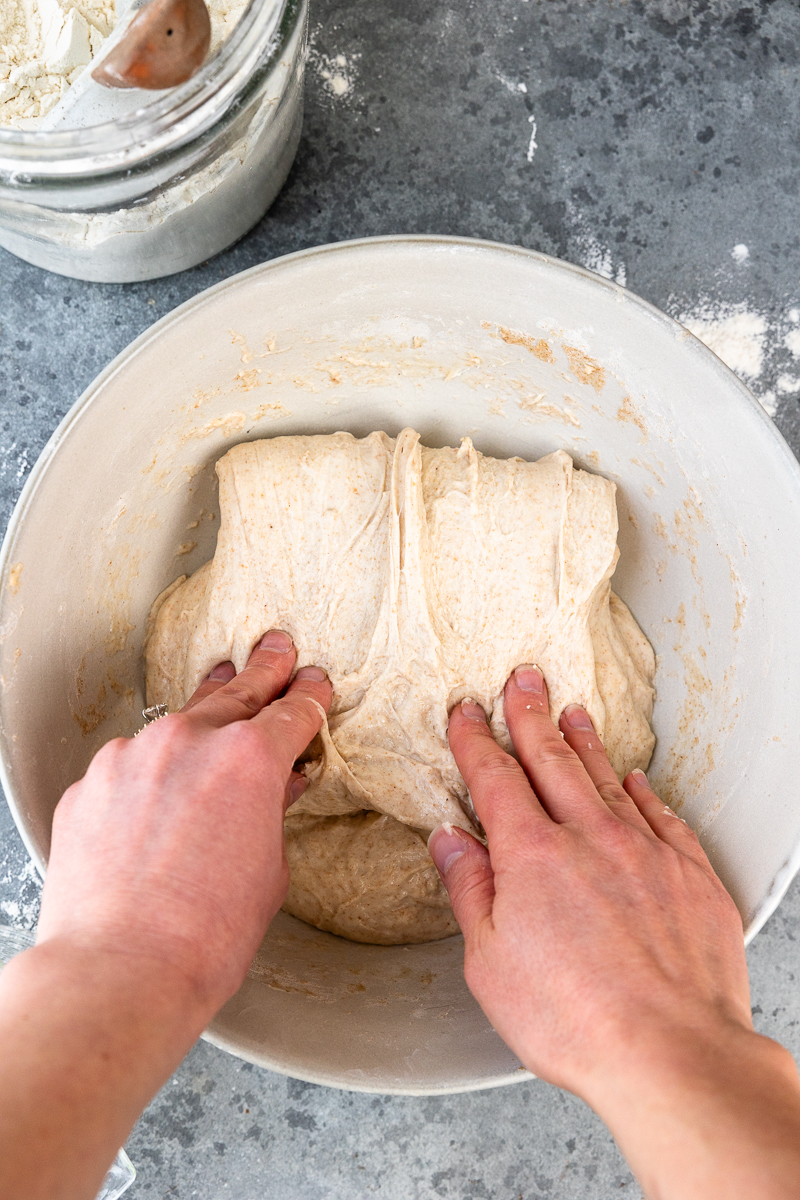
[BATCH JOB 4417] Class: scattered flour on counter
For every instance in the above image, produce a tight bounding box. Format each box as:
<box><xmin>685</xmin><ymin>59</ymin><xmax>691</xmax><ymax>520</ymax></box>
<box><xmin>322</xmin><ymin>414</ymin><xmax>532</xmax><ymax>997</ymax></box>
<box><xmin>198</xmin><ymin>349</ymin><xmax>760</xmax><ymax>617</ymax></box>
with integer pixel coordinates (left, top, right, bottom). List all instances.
<box><xmin>680</xmin><ymin>308</ymin><xmax>766</xmax><ymax>380</ymax></box>
<box><xmin>675</xmin><ymin>297</ymin><xmax>800</xmax><ymax>419</ymax></box>
<box><xmin>526</xmin><ymin>113</ymin><xmax>537</xmax><ymax>162</ymax></box>
<box><xmin>784</xmin><ymin>327</ymin><xmax>800</xmax><ymax>357</ymax></box>
<box><xmin>0</xmin><ymin>854</ymin><xmax>41</xmax><ymax>931</ymax></box>
<box><xmin>567</xmin><ymin>201</ymin><xmax>627</xmax><ymax>287</ymax></box>
<box><xmin>577</xmin><ymin>232</ymin><xmax>627</xmax><ymax>287</ymax></box>
<box><xmin>495</xmin><ymin>72</ymin><xmax>527</xmax><ymax>94</ymax></box>
<box><xmin>731</xmin><ymin>243</ymin><xmax>750</xmax><ymax>264</ymax></box>
<box><xmin>309</xmin><ymin>45</ymin><xmax>358</xmax><ymax>98</ymax></box>
<box><xmin>492</xmin><ymin>71</ymin><xmax>536</xmax><ymax>164</ymax></box>
<box><xmin>0</xmin><ymin>0</ymin><xmax>248</xmax><ymax>128</ymax></box>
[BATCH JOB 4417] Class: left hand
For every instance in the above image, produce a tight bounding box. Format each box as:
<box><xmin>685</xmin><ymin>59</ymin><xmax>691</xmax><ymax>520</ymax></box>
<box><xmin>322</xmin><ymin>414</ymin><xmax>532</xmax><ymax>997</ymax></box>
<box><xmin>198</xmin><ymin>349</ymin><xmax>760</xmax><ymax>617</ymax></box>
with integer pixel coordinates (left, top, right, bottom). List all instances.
<box><xmin>37</xmin><ymin>629</ymin><xmax>331</xmax><ymax>1015</ymax></box>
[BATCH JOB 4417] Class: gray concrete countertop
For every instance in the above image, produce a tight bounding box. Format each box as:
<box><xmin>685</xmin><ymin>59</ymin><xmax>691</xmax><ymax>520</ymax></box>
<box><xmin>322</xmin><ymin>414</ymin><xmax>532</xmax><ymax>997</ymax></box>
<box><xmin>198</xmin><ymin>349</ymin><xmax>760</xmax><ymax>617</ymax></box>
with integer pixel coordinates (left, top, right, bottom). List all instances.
<box><xmin>1</xmin><ymin>1</ymin><xmax>799</xmax><ymax>1196</ymax></box>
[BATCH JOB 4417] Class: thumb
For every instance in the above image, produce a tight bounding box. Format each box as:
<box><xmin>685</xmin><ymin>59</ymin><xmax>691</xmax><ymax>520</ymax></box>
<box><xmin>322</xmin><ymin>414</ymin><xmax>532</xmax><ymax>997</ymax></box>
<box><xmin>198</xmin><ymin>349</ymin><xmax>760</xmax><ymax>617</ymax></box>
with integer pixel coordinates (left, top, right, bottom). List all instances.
<box><xmin>428</xmin><ymin>823</ymin><xmax>495</xmax><ymax>939</ymax></box>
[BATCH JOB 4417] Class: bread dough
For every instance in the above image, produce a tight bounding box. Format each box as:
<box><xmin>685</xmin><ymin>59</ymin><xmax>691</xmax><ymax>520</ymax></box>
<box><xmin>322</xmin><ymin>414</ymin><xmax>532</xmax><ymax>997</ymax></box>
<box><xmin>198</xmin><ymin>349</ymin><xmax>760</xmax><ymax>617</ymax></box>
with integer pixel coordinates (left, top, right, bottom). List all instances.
<box><xmin>145</xmin><ymin>428</ymin><xmax>656</xmax><ymax>944</ymax></box>
<box><xmin>283</xmin><ymin>811</ymin><xmax>458</xmax><ymax>944</ymax></box>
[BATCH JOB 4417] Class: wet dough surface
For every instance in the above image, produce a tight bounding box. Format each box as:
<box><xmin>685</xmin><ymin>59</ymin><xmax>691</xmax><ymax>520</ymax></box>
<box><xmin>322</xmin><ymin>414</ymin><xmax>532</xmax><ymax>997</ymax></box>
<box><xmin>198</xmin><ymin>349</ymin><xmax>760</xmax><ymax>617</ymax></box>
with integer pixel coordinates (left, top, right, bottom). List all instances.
<box><xmin>146</xmin><ymin>428</ymin><xmax>656</xmax><ymax>944</ymax></box>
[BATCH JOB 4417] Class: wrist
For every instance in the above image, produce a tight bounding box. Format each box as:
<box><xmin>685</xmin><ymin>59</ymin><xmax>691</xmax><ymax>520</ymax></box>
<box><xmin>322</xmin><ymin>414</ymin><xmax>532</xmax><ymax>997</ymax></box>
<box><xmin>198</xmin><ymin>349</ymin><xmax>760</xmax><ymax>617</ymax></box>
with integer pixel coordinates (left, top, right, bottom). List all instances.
<box><xmin>0</xmin><ymin>939</ymin><xmax>211</xmax><ymax>1200</ymax></box>
<box><xmin>580</xmin><ymin>1017</ymin><xmax>800</xmax><ymax>1200</ymax></box>
<box><xmin>25</xmin><ymin>935</ymin><xmax>214</xmax><ymax>1034</ymax></box>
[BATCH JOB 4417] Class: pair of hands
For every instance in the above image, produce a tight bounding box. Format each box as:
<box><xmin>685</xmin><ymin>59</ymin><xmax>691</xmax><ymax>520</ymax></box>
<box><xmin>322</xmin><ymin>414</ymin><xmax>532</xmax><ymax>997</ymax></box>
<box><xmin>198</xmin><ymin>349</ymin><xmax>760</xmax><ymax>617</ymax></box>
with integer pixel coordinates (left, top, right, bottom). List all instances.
<box><xmin>41</xmin><ymin>631</ymin><xmax>749</xmax><ymax>1089</ymax></box>
<box><xmin>34</xmin><ymin>630</ymin><xmax>800</xmax><ymax>1200</ymax></box>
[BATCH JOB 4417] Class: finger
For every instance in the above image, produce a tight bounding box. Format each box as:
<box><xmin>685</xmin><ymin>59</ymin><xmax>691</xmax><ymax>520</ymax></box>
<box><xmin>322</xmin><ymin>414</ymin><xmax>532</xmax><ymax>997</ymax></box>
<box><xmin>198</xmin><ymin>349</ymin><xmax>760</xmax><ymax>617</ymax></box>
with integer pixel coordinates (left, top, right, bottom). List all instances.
<box><xmin>447</xmin><ymin>698</ymin><xmax>552</xmax><ymax>845</ymax></box>
<box><xmin>503</xmin><ymin>666</ymin><xmax>608</xmax><ymax>824</ymax></box>
<box><xmin>251</xmin><ymin>666</ymin><xmax>333</xmax><ymax>777</ymax></box>
<box><xmin>180</xmin><ymin>660</ymin><xmax>236</xmax><ymax>713</ymax></box>
<box><xmin>185</xmin><ymin>629</ymin><xmax>297</xmax><ymax>728</ymax></box>
<box><xmin>284</xmin><ymin>769</ymin><xmax>308</xmax><ymax>813</ymax></box>
<box><xmin>559</xmin><ymin>704</ymin><xmax>658</xmax><ymax>838</ymax></box>
<box><xmin>624</xmin><ymin>770</ymin><xmax>714</xmax><ymax>870</ymax></box>
<box><xmin>428</xmin><ymin>822</ymin><xmax>494</xmax><ymax>939</ymax></box>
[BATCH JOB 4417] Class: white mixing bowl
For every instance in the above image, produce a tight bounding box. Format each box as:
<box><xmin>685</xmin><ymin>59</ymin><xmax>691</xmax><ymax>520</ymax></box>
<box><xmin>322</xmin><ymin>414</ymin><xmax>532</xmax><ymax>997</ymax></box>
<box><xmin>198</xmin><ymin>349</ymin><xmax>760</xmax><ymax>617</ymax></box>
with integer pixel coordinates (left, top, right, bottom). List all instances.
<box><xmin>2</xmin><ymin>237</ymin><xmax>800</xmax><ymax>1095</ymax></box>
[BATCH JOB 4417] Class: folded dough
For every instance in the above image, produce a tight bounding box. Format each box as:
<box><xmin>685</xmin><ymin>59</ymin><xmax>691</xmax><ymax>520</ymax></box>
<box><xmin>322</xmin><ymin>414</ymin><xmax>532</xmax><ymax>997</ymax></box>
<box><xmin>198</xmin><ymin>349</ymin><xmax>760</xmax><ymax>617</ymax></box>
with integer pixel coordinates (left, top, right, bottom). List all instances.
<box><xmin>145</xmin><ymin>428</ymin><xmax>656</xmax><ymax>944</ymax></box>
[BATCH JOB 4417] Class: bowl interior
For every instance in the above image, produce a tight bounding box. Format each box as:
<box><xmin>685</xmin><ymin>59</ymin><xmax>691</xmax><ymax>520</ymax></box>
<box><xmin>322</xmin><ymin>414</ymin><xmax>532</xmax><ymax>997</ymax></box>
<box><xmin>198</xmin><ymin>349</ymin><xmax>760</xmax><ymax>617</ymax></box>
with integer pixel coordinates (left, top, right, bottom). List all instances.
<box><xmin>3</xmin><ymin>237</ymin><xmax>800</xmax><ymax>1093</ymax></box>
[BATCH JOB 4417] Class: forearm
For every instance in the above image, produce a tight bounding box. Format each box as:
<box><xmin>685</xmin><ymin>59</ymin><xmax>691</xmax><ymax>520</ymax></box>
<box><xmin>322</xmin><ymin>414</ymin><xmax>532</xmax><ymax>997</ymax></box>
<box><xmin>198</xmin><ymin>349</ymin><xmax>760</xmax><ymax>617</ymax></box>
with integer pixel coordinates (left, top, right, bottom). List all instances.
<box><xmin>584</xmin><ymin>1022</ymin><xmax>800</xmax><ymax>1200</ymax></box>
<box><xmin>0</xmin><ymin>939</ymin><xmax>211</xmax><ymax>1200</ymax></box>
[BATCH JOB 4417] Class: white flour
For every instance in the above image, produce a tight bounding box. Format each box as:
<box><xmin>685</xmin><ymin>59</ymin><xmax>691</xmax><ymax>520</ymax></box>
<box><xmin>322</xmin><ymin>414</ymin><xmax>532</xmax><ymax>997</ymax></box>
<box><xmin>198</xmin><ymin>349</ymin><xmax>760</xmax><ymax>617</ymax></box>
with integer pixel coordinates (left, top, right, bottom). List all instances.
<box><xmin>569</xmin><ymin>222</ymin><xmax>795</xmax><ymax>421</ymax></box>
<box><xmin>0</xmin><ymin>0</ymin><xmax>247</xmax><ymax>128</ymax></box>
<box><xmin>307</xmin><ymin>35</ymin><xmax>359</xmax><ymax>99</ymax></box>
<box><xmin>0</xmin><ymin>0</ymin><xmax>304</xmax><ymax>280</ymax></box>
<box><xmin>572</xmin><ymin>227</ymin><xmax>627</xmax><ymax>287</ymax></box>
<box><xmin>680</xmin><ymin>308</ymin><xmax>767</xmax><ymax>380</ymax></box>
<box><xmin>675</xmin><ymin>299</ymin><xmax>800</xmax><ymax>419</ymax></box>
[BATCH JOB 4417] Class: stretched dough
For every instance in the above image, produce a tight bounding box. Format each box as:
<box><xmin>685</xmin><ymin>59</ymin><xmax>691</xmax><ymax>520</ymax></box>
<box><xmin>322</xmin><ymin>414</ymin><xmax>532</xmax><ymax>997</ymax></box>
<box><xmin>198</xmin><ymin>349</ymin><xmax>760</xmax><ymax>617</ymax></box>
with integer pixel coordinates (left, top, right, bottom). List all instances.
<box><xmin>145</xmin><ymin>428</ymin><xmax>656</xmax><ymax>944</ymax></box>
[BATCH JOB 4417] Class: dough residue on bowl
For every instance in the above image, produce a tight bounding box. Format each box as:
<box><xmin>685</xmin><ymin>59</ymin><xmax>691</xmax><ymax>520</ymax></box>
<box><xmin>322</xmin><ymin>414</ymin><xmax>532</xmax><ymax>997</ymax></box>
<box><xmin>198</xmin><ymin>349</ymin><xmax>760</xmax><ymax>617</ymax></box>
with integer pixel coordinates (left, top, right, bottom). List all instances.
<box><xmin>145</xmin><ymin>427</ymin><xmax>656</xmax><ymax>945</ymax></box>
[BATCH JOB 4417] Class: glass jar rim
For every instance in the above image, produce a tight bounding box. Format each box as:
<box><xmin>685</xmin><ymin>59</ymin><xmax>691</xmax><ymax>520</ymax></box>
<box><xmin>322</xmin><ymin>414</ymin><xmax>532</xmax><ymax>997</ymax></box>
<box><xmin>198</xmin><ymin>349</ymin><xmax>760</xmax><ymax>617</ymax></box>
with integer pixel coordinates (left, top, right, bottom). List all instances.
<box><xmin>0</xmin><ymin>0</ymin><xmax>296</xmax><ymax>178</ymax></box>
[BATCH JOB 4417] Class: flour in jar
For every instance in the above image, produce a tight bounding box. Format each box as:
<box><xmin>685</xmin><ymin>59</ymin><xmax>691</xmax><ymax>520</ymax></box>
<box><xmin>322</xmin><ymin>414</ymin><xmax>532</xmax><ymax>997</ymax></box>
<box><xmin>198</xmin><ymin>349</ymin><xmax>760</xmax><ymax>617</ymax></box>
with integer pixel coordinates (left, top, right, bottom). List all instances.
<box><xmin>0</xmin><ymin>0</ymin><xmax>247</xmax><ymax>127</ymax></box>
<box><xmin>145</xmin><ymin>428</ymin><xmax>656</xmax><ymax>945</ymax></box>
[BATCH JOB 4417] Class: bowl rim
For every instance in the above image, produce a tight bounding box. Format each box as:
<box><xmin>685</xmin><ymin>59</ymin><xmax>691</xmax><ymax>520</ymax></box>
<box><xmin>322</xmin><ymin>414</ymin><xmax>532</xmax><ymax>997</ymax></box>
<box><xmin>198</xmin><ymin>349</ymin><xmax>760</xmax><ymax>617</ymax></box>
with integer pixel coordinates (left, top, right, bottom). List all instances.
<box><xmin>202</xmin><ymin>1024</ymin><xmax>534</xmax><ymax>1097</ymax></box>
<box><xmin>3</xmin><ymin>233</ymin><xmax>799</xmax><ymax>933</ymax></box>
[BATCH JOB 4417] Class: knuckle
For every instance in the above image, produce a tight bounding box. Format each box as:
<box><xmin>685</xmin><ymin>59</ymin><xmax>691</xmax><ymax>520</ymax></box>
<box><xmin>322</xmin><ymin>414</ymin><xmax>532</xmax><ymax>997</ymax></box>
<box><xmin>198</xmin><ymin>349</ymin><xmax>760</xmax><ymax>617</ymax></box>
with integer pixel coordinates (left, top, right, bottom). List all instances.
<box><xmin>184</xmin><ymin>681</ymin><xmax>215</xmax><ymax>707</ymax></box>
<box><xmin>471</xmin><ymin>748</ymin><xmax>523</xmax><ymax>784</ymax></box>
<box><xmin>597</xmin><ymin>781</ymin><xmax>633</xmax><ymax>809</ymax></box>
<box><xmin>153</xmin><ymin>712</ymin><xmax>194</xmax><ymax>746</ymax></box>
<box><xmin>222</xmin><ymin>720</ymin><xmax>263</xmax><ymax>755</ymax></box>
<box><xmin>271</xmin><ymin>694</ymin><xmax>322</xmax><ymax>731</ymax></box>
<box><xmin>594</xmin><ymin>813</ymin><xmax>638</xmax><ymax>855</ymax></box>
<box><xmin>221</xmin><ymin>678</ymin><xmax>268</xmax><ymax>717</ymax></box>
<box><xmin>86</xmin><ymin>736</ymin><xmax>128</xmax><ymax>779</ymax></box>
<box><xmin>535</xmin><ymin>736</ymin><xmax>580</xmax><ymax>768</ymax></box>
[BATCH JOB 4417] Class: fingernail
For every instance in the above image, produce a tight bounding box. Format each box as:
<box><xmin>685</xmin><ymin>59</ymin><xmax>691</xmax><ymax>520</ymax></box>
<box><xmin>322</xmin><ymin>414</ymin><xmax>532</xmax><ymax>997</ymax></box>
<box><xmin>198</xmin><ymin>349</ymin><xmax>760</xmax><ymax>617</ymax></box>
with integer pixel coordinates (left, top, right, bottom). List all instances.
<box><xmin>290</xmin><ymin>776</ymin><xmax>308</xmax><ymax>804</ymax></box>
<box><xmin>208</xmin><ymin>661</ymin><xmax>236</xmax><ymax>682</ymax></box>
<box><xmin>296</xmin><ymin>666</ymin><xmax>327</xmax><ymax>682</ymax></box>
<box><xmin>631</xmin><ymin>768</ymin><xmax>649</xmax><ymax>783</ymax></box>
<box><xmin>460</xmin><ymin>697</ymin><xmax>487</xmax><ymax>723</ymax></box>
<box><xmin>428</xmin><ymin>822</ymin><xmax>469</xmax><ymax>876</ymax></box>
<box><xmin>562</xmin><ymin>704</ymin><xmax>595</xmax><ymax>730</ymax></box>
<box><xmin>514</xmin><ymin>665</ymin><xmax>544</xmax><ymax>693</ymax></box>
<box><xmin>259</xmin><ymin>629</ymin><xmax>293</xmax><ymax>653</ymax></box>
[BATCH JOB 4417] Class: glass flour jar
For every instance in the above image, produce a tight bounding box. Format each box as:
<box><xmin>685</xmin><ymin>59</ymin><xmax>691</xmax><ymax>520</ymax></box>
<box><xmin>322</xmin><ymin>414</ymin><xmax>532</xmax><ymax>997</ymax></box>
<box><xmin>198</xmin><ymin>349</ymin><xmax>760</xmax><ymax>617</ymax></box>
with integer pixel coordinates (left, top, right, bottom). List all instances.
<box><xmin>0</xmin><ymin>0</ymin><xmax>306</xmax><ymax>281</ymax></box>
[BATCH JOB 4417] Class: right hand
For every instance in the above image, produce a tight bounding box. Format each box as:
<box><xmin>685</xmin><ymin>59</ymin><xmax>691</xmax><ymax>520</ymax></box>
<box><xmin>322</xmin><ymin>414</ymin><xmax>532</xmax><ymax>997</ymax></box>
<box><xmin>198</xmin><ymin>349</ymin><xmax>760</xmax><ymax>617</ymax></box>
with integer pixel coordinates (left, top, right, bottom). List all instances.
<box><xmin>428</xmin><ymin>664</ymin><xmax>752</xmax><ymax>1098</ymax></box>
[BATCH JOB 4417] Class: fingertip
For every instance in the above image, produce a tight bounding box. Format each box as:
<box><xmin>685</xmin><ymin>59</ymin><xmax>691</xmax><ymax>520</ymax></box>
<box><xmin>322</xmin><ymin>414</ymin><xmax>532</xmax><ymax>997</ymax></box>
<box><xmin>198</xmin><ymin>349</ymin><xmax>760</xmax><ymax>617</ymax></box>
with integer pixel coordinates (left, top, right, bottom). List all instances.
<box><xmin>560</xmin><ymin>704</ymin><xmax>595</xmax><ymax>732</ymax></box>
<box><xmin>428</xmin><ymin>822</ymin><xmax>472</xmax><ymax>878</ymax></box>
<box><xmin>295</xmin><ymin>666</ymin><xmax>327</xmax><ymax>682</ymax></box>
<box><xmin>284</xmin><ymin>770</ymin><xmax>308</xmax><ymax>812</ymax></box>
<box><xmin>208</xmin><ymin>660</ymin><xmax>236</xmax><ymax>683</ymax></box>
<box><xmin>509</xmin><ymin>664</ymin><xmax>546</xmax><ymax>696</ymax></box>
<box><xmin>447</xmin><ymin>699</ymin><xmax>488</xmax><ymax>738</ymax></box>
<box><xmin>258</xmin><ymin>629</ymin><xmax>294</xmax><ymax>654</ymax></box>
<box><xmin>623</xmin><ymin>767</ymin><xmax>652</xmax><ymax>795</ymax></box>
<box><xmin>428</xmin><ymin>822</ymin><xmax>494</xmax><ymax>937</ymax></box>
<box><xmin>504</xmin><ymin>665</ymin><xmax>549</xmax><ymax>719</ymax></box>
<box><xmin>287</xmin><ymin>665</ymin><xmax>334</xmax><ymax>710</ymax></box>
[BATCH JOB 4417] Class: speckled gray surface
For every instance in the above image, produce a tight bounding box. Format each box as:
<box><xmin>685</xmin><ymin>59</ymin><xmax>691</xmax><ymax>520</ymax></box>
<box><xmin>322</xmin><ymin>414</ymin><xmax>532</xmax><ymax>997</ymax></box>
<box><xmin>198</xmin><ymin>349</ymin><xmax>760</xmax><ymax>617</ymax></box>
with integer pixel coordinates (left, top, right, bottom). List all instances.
<box><xmin>1</xmin><ymin>1</ymin><xmax>800</xmax><ymax>1196</ymax></box>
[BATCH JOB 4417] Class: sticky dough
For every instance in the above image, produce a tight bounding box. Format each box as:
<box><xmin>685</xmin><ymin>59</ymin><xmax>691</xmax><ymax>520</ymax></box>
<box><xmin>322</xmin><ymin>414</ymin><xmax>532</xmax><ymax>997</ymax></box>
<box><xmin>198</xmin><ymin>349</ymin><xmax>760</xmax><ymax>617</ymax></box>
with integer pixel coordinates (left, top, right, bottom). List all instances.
<box><xmin>145</xmin><ymin>428</ymin><xmax>656</xmax><ymax>944</ymax></box>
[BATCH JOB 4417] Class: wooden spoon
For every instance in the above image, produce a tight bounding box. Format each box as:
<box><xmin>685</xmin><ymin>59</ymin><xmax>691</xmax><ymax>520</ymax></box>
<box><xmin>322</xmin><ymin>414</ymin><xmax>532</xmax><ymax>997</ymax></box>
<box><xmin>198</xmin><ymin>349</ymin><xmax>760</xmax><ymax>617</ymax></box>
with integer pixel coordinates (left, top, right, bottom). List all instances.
<box><xmin>92</xmin><ymin>0</ymin><xmax>211</xmax><ymax>90</ymax></box>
